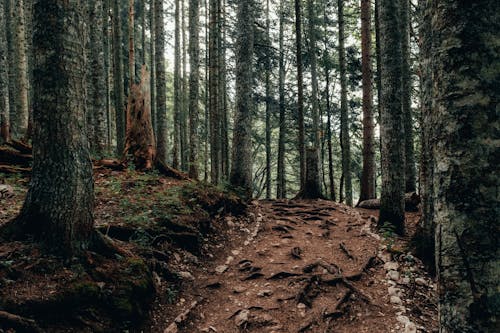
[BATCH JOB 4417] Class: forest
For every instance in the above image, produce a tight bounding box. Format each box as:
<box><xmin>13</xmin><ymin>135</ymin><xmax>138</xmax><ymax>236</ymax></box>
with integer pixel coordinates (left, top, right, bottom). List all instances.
<box><xmin>0</xmin><ymin>0</ymin><xmax>498</xmax><ymax>332</ymax></box>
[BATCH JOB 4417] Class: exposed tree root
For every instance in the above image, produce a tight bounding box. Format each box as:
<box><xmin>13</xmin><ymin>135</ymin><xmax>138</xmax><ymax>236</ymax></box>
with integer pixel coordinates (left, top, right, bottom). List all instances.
<box><xmin>0</xmin><ymin>310</ymin><xmax>42</xmax><ymax>333</ymax></box>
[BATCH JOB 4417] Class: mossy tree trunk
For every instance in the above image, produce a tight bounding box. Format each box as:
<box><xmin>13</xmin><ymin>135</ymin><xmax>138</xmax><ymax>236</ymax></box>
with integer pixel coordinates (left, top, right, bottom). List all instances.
<box><xmin>377</xmin><ymin>0</ymin><xmax>405</xmax><ymax>235</ymax></box>
<box><xmin>430</xmin><ymin>1</ymin><xmax>500</xmax><ymax>331</ymax></box>
<box><xmin>230</xmin><ymin>0</ymin><xmax>254</xmax><ymax>199</ymax></box>
<box><xmin>9</xmin><ymin>0</ymin><xmax>94</xmax><ymax>256</ymax></box>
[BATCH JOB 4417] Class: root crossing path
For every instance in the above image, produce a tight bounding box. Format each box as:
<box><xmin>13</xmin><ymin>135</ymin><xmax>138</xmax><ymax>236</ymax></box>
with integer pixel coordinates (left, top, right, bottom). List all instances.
<box><xmin>163</xmin><ymin>200</ymin><xmax>436</xmax><ymax>333</ymax></box>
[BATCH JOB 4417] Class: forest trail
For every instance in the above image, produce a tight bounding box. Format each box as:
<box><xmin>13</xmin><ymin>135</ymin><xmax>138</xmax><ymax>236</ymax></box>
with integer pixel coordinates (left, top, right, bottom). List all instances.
<box><xmin>157</xmin><ymin>200</ymin><xmax>437</xmax><ymax>333</ymax></box>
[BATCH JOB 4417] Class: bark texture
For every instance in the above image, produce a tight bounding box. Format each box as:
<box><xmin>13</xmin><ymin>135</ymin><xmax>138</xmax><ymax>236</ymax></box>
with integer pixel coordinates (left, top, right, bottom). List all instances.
<box><xmin>378</xmin><ymin>0</ymin><xmax>405</xmax><ymax>235</ymax></box>
<box><xmin>276</xmin><ymin>0</ymin><xmax>286</xmax><ymax>199</ymax></box>
<box><xmin>359</xmin><ymin>0</ymin><xmax>376</xmax><ymax>202</ymax></box>
<box><xmin>11</xmin><ymin>0</ymin><xmax>94</xmax><ymax>255</ymax></box>
<box><xmin>173</xmin><ymin>0</ymin><xmax>182</xmax><ymax>169</ymax></box>
<box><xmin>112</xmin><ymin>0</ymin><xmax>125</xmax><ymax>154</ymax></box>
<box><xmin>430</xmin><ymin>1</ymin><xmax>500</xmax><ymax>331</ymax></box>
<box><xmin>0</xmin><ymin>0</ymin><xmax>10</xmax><ymax>143</ymax></box>
<box><xmin>188</xmin><ymin>0</ymin><xmax>200</xmax><ymax>179</ymax></box>
<box><xmin>154</xmin><ymin>0</ymin><xmax>168</xmax><ymax>164</ymax></box>
<box><xmin>230</xmin><ymin>0</ymin><xmax>254</xmax><ymax>198</ymax></box>
<box><xmin>295</xmin><ymin>0</ymin><xmax>305</xmax><ymax>187</ymax></box>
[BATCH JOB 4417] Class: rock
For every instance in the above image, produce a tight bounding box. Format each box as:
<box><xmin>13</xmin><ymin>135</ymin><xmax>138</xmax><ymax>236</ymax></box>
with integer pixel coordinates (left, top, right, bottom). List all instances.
<box><xmin>415</xmin><ymin>277</ymin><xmax>428</xmax><ymax>286</ymax></box>
<box><xmin>400</xmin><ymin>277</ymin><xmax>411</xmax><ymax>285</ymax></box>
<box><xmin>232</xmin><ymin>250</ymin><xmax>241</xmax><ymax>256</ymax></box>
<box><xmin>387</xmin><ymin>270</ymin><xmax>400</xmax><ymax>281</ymax></box>
<box><xmin>384</xmin><ymin>262</ymin><xmax>399</xmax><ymax>271</ymax></box>
<box><xmin>178</xmin><ymin>271</ymin><xmax>195</xmax><ymax>281</ymax></box>
<box><xmin>215</xmin><ymin>265</ymin><xmax>228</xmax><ymax>274</ymax></box>
<box><xmin>390</xmin><ymin>296</ymin><xmax>403</xmax><ymax>305</ymax></box>
<box><xmin>397</xmin><ymin>315</ymin><xmax>410</xmax><ymax>325</ymax></box>
<box><xmin>297</xmin><ymin>303</ymin><xmax>307</xmax><ymax>310</ymax></box>
<box><xmin>235</xmin><ymin>309</ymin><xmax>250</xmax><ymax>327</ymax></box>
<box><xmin>404</xmin><ymin>321</ymin><xmax>417</xmax><ymax>333</ymax></box>
<box><xmin>225</xmin><ymin>256</ymin><xmax>234</xmax><ymax>264</ymax></box>
<box><xmin>388</xmin><ymin>286</ymin><xmax>401</xmax><ymax>297</ymax></box>
<box><xmin>164</xmin><ymin>323</ymin><xmax>178</xmax><ymax>333</ymax></box>
<box><xmin>233</xmin><ymin>286</ymin><xmax>247</xmax><ymax>294</ymax></box>
<box><xmin>257</xmin><ymin>289</ymin><xmax>273</xmax><ymax>297</ymax></box>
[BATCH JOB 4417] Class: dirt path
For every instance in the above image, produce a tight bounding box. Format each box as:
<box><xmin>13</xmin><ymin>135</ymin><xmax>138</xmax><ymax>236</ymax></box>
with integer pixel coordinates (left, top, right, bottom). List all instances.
<box><xmin>158</xmin><ymin>200</ymin><xmax>437</xmax><ymax>333</ymax></box>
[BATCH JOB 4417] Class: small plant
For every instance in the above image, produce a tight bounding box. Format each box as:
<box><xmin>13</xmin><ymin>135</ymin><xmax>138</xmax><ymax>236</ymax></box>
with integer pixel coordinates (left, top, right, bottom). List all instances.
<box><xmin>166</xmin><ymin>287</ymin><xmax>178</xmax><ymax>304</ymax></box>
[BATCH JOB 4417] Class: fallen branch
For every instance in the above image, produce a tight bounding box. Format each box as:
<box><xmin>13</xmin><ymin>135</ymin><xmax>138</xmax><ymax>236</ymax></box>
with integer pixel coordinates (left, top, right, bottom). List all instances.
<box><xmin>0</xmin><ymin>164</ymin><xmax>31</xmax><ymax>174</ymax></box>
<box><xmin>339</xmin><ymin>242</ymin><xmax>354</xmax><ymax>260</ymax></box>
<box><xmin>5</xmin><ymin>139</ymin><xmax>32</xmax><ymax>155</ymax></box>
<box><xmin>0</xmin><ymin>310</ymin><xmax>42</xmax><ymax>333</ymax></box>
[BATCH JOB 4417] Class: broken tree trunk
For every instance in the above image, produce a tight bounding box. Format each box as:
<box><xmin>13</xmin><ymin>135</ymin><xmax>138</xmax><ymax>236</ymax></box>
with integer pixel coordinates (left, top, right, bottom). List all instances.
<box><xmin>295</xmin><ymin>147</ymin><xmax>324</xmax><ymax>199</ymax></box>
<box><xmin>123</xmin><ymin>66</ymin><xmax>156</xmax><ymax>170</ymax></box>
<box><xmin>358</xmin><ymin>192</ymin><xmax>421</xmax><ymax>211</ymax></box>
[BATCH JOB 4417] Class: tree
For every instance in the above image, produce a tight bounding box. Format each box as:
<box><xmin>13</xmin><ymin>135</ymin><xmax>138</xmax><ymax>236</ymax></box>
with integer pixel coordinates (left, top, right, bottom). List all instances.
<box><xmin>377</xmin><ymin>0</ymin><xmax>405</xmax><ymax>235</ymax></box>
<box><xmin>173</xmin><ymin>0</ymin><xmax>181</xmax><ymax>168</ymax></box>
<box><xmin>112</xmin><ymin>0</ymin><xmax>126</xmax><ymax>155</ymax></box>
<box><xmin>295</xmin><ymin>0</ymin><xmax>305</xmax><ymax>188</ymax></box>
<box><xmin>154</xmin><ymin>0</ymin><xmax>168</xmax><ymax>164</ymax></box>
<box><xmin>188</xmin><ymin>0</ymin><xmax>200</xmax><ymax>179</ymax></box>
<box><xmin>276</xmin><ymin>0</ymin><xmax>286</xmax><ymax>199</ymax></box>
<box><xmin>429</xmin><ymin>1</ymin><xmax>500</xmax><ymax>331</ymax></box>
<box><xmin>128</xmin><ymin>0</ymin><xmax>136</xmax><ymax>86</ymax></box>
<box><xmin>264</xmin><ymin>0</ymin><xmax>272</xmax><ymax>199</ymax></box>
<box><xmin>400</xmin><ymin>0</ymin><xmax>416</xmax><ymax>193</ymax></box>
<box><xmin>4</xmin><ymin>0</ymin><xmax>94</xmax><ymax>255</ymax></box>
<box><xmin>230</xmin><ymin>0</ymin><xmax>254</xmax><ymax>198</ymax></box>
<box><xmin>0</xmin><ymin>0</ymin><xmax>10</xmax><ymax>143</ymax></box>
<box><xmin>338</xmin><ymin>0</ymin><xmax>352</xmax><ymax>206</ymax></box>
<box><xmin>209</xmin><ymin>0</ymin><xmax>221</xmax><ymax>184</ymax></box>
<box><xmin>359</xmin><ymin>0</ymin><xmax>376</xmax><ymax>202</ymax></box>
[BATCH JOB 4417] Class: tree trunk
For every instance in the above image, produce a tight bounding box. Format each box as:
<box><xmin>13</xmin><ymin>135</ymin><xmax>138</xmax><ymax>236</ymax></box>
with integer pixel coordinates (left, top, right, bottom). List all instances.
<box><xmin>338</xmin><ymin>0</ymin><xmax>352</xmax><ymax>206</ymax></box>
<box><xmin>181</xmin><ymin>0</ymin><xmax>189</xmax><ymax>171</ymax></box>
<box><xmin>0</xmin><ymin>0</ymin><xmax>10</xmax><ymax>143</ymax></box>
<box><xmin>430</xmin><ymin>1</ymin><xmax>500</xmax><ymax>331</ymax></box>
<box><xmin>359</xmin><ymin>0</ymin><xmax>376</xmax><ymax>202</ymax></box>
<box><xmin>265</xmin><ymin>0</ymin><xmax>272</xmax><ymax>199</ymax></box>
<box><xmin>209</xmin><ymin>0</ymin><xmax>221</xmax><ymax>184</ymax></box>
<box><xmin>188</xmin><ymin>0</ymin><xmax>200</xmax><ymax>179</ymax></box>
<box><xmin>112</xmin><ymin>0</ymin><xmax>126</xmax><ymax>155</ymax></box>
<box><xmin>230</xmin><ymin>0</ymin><xmax>254</xmax><ymax>199</ymax></box>
<box><xmin>8</xmin><ymin>0</ymin><xmax>94</xmax><ymax>256</ymax></box>
<box><xmin>377</xmin><ymin>0</ymin><xmax>405</xmax><ymax>235</ymax></box>
<box><xmin>149</xmin><ymin>0</ymin><xmax>156</xmax><ymax>135</ymax></box>
<box><xmin>276</xmin><ymin>0</ymin><xmax>286</xmax><ymax>199</ymax></box>
<box><xmin>128</xmin><ymin>0</ymin><xmax>135</xmax><ymax>87</ymax></box>
<box><xmin>400</xmin><ymin>0</ymin><xmax>416</xmax><ymax>193</ymax></box>
<box><xmin>154</xmin><ymin>0</ymin><xmax>168</xmax><ymax>164</ymax></box>
<box><xmin>296</xmin><ymin>147</ymin><xmax>323</xmax><ymax>199</ymax></box>
<box><xmin>173</xmin><ymin>0</ymin><xmax>181</xmax><ymax>169</ymax></box>
<box><xmin>89</xmin><ymin>0</ymin><xmax>107</xmax><ymax>157</ymax></box>
<box><xmin>295</xmin><ymin>0</ymin><xmax>305</xmax><ymax>188</ymax></box>
<box><xmin>103</xmin><ymin>0</ymin><xmax>112</xmax><ymax>152</ymax></box>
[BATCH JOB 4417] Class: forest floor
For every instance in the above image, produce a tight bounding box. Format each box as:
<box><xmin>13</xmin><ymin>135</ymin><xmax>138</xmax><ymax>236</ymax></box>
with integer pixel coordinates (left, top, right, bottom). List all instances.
<box><xmin>0</xmin><ymin>171</ymin><xmax>437</xmax><ymax>333</ymax></box>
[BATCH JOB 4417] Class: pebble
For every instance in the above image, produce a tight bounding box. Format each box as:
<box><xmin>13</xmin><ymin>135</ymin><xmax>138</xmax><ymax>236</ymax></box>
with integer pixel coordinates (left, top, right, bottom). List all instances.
<box><xmin>235</xmin><ymin>310</ymin><xmax>249</xmax><ymax>327</ymax></box>
<box><xmin>233</xmin><ymin>286</ymin><xmax>247</xmax><ymax>294</ymax></box>
<box><xmin>397</xmin><ymin>315</ymin><xmax>410</xmax><ymax>325</ymax></box>
<box><xmin>384</xmin><ymin>262</ymin><xmax>399</xmax><ymax>271</ymax></box>
<box><xmin>225</xmin><ymin>256</ymin><xmax>234</xmax><ymax>264</ymax></box>
<box><xmin>178</xmin><ymin>271</ymin><xmax>195</xmax><ymax>281</ymax></box>
<box><xmin>388</xmin><ymin>286</ymin><xmax>401</xmax><ymax>297</ymax></box>
<box><xmin>215</xmin><ymin>265</ymin><xmax>229</xmax><ymax>274</ymax></box>
<box><xmin>387</xmin><ymin>270</ymin><xmax>400</xmax><ymax>281</ymax></box>
<box><xmin>257</xmin><ymin>289</ymin><xmax>273</xmax><ymax>297</ymax></box>
<box><xmin>297</xmin><ymin>303</ymin><xmax>307</xmax><ymax>310</ymax></box>
<box><xmin>400</xmin><ymin>277</ymin><xmax>411</xmax><ymax>285</ymax></box>
<box><xmin>390</xmin><ymin>296</ymin><xmax>403</xmax><ymax>305</ymax></box>
<box><xmin>404</xmin><ymin>321</ymin><xmax>417</xmax><ymax>333</ymax></box>
<box><xmin>232</xmin><ymin>250</ymin><xmax>241</xmax><ymax>256</ymax></box>
<box><xmin>163</xmin><ymin>323</ymin><xmax>178</xmax><ymax>333</ymax></box>
<box><xmin>415</xmin><ymin>277</ymin><xmax>428</xmax><ymax>286</ymax></box>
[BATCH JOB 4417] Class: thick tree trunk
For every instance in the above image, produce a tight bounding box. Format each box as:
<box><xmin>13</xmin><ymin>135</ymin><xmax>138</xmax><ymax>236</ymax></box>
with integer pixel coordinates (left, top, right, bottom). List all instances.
<box><xmin>296</xmin><ymin>147</ymin><xmax>323</xmax><ymax>199</ymax></box>
<box><xmin>209</xmin><ymin>0</ymin><xmax>221</xmax><ymax>184</ymax></box>
<box><xmin>173</xmin><ymin>0</ymin><xmax>181</xmax><ymax>169</ymax></box>
<box><xmin>154</xmin><ymin>0</ymin><xmax>168</xmax><ymax>164</ymax></box>
<box><xmin>112</xmin><ymin>0</ymin><xmax>126</xmax><ymax>155</ymax></box>
<box><xmin>0</xmin><ymin>0</ymin><xmax>10</xmax><ymax>143</ymax></box>
<box><xmin>359</xmin><ymin>0</ymin><xmax>376</xmax><ymax>202</ymax></box>
<box><xmin>8</xmin><ymin>0</ymin><xmax>94</xmax><ymax>256</ymax></box>
<box><xmin>276</xmin><ymin>0</ymin><xmax>286</xmax><ymax>199</ymax></box>
<box><xmin>188</xmin><ymin>0</ymin><xmax>200</xmax><ymax>179</ymax></box>
<box><xmin>400</xmin><ymin>0</ymin><xmax>416</xmax><ymax>193</ymax></box>
<box><xmin>265</xmin><ymin>0</ymin><xmax>272</xmax><ymax>199</ymax></box>
<box><xmin>378</xmin><ymin>0</ymin><xmax>405</xmax><ymax>235</ymax></box>
<box><xmin>430</xmin><ymin>1</ymin><xmax>500</xmax><ymax>331</ymax></box>
<box><xmin>181</xmin><ymin>0</ymin><xmax>189</xmax><ymax>171</ymax></box>
<box><xmin>149</xmin><ymin>0</ymin><xmax>156</xmax><ymax>135</ymax></box>
<box><xmin>103</xmin><ymin>0</ymin><xmax>112</xmax><ymax>151</ymax></box>
<box><xmin>124</xmin><ymin>66</ymin><xmax>156</xmax><ymax>170</ymax></box>
<box><xmin>89</xmin><ymin>0</ymin><xmax>107</xmax><ymax>157</ymax></box>
<box><xmin>295</xmin><ymin>0</ymin><xmax>305</xmax><ymax>188</ymax></box>
<box><xmin>338</xmin><ymin>0</ymin><xmax>352</xmax><ymax>206</ymax></box>
<box><xmin>128</xmin><ymin>0</ymin><xmax>135</xmax><ymax>86</ymax></box>
<box><xmin>230</xmin><ymin>0</ymin><xmax>254</xmax><ymax>199</ymax></box>
<box><xmin>219</xmin><ymin>0</ymin><xmax>229</xmax><ymax>181</ymax></box>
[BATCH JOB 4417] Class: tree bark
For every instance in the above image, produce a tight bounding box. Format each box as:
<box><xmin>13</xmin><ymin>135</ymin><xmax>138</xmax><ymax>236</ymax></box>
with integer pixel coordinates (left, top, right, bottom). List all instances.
<box><xmin>154</xmin><ymin>0</ymin><xmax>168</xmax><ymax>164</ymax></box>
<box><xmin>8</xmin><ymin>0</ymin><xmax>94</xmax><ymax>256</ymax></box>
<box><xmin>230</xmin><ymin>0</ymin><xmax>254</xmax><ymax>199</ymax></box>
<box><xmin>265</xmin><ymin>0</ymin><xmax>272</xmax><ymax>199</ymax></box>
<box><xmin>378</xmin><ymin>0</ymin><xmax>405</xmax><ymax>235</ymax></box>
<box><xmin>0</xmin><ymin>0</ymin><xmax>10</xmax><ymax>143</ymax></box>
<box><xmin>112</xmin><ymin>0</ymin><xmax>126</xmax><ymax>155</ymax></box>
<box><xmin>181</xmin><ymin>0</ymin><xmax>189</xmax><ymax>171</ymax></box>
<box><xmin>276</xmin><ymin>0</ymin><xmax>286</xmax><ymax>199</ymax></box>
<box><xmin>359</xmin><ymin>0</ymin><xmax>376</xmax><ymax>202</ymax></box>
<box><xmin>173</xmin><ymin>0</ymin><xmax>181</xmax><ymax>169</ymax></box>
<box><xmin>338</xmin><ymin>0</ymin><xmax>352</xmax><ymax>206</ymax></box>
<box><xmin>430</xmin><ymin>1</ymin><xmax>500</xmax><ymax>331</ymax></box>
<box><xmin>188</xmin><ymin>0</ymin><xmax>200</xmax><ymax>179</ymax></box>
<box><xmin>209</xmin><ymin>0</ymin><xmax>221</xmax><ymax>184</ymax></box>
<box><xmin>295</xmin><ymin>0</ymin><xmax>305</xmax><ymax>188</ymax></box>
<box><xmin>128</xmin><ymin>0</ymin><xmax>135</xmax><ymax>87</ymax></box>
<box><xmin>296</xmin><ymin>148</ymin><xmax>323</xmax><ymax>199</ymax></box>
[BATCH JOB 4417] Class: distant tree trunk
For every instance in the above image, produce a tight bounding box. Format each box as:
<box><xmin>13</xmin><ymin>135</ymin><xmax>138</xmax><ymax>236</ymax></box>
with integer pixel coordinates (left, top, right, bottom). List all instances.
<box><xmin>173</xmin><ymin>0</ymin><xmax>181</xmax><ymax>169</ymax></box>
<box><xmin>128</xmin><ymin>0</ymin><xmax>135</xmax><ymax>86</ymax></box>
<box><xmin>203</xmin><ymin>0</ymin><xmax>209</xmax><ymax>182</ymax></box>
<box><xmin>11</xmin><ymin>0</ymin><xmax>29</xmax><ymax>139</ymax></box>
<box><xmin>89</xmin><ymin>0</ymin><xmax>107</xmax><ymax>157</ymax></box>
<box><xmin>374</xmin><ymin>0</ymin><xmax>382</xmax><ymax>131</ymax></box>
<box><xmin>181</xmin><ymin>0</ymin><xmax>189</xmax><ymax>171</ymax></box>
<box><xmin>209</xmin><ymin>0</ymin><xmax>221</xmax><ymax>184</ymax></box>
<box><xmin>219</xmin><ymin>0</ymin><xmax>229</xmax><ymax>181</ymax></box>
<box><xmin>265</xmin><ymin>0</ymin><xmax>272</xmax><ymax>199</ymax></box>
<box><xmin>378</xmin><ymin>0</ymin><xmax>405</xmax><ymax>235</ymax></box>
<box><xmin>188</xmin><ymin>0</ymin><xmax>200</xmax><ymax>179</ymax></box>
<box><xmin>430</xmin><ymin>1</ymin><xmax>500</xmax><ymax>331</ymax></box>
<box><xmin>5</xmin><ymin>0</ymin><xmax>16</xmax><ymax>141</ymax></box>
<box><xmin>295</xmin><ymin>0</ymin><xmax>305</xmax><ymax>188</ymax></box>
<box><xmin>141</xmin><ymin>0</ymin><xmax>146</xmax><ymax>65</ymax></box>
<box><xmin>400</xmin><ymin>0</ymin><xmax>416</xmax><ymax>193</ymax></box>
<box><xmin>359</xmin><ymin>0</ymin><xmax>376</xmax><ymax>202</ymax></box>
<box><xmin>323</xmin><ymin>5</ymin><xmax>335</xmax><ymax>201</ymax></box>
<box><xmin>112</xmin><ymin>0</ymin><xmax>126</xmax><ymax>155</ymax></box>
<box><xmin>230</xmin><ymin>0</ymin><xmax>254</xmax><ymax>198</ymax></box>
<box><xmin>103</xmin><ymin>0</ymin><xmax>112</xmax><ymax>151</ymax></box>
<box><xmin>296</xmin><ymin>147</ymin><xmax>323</xmax><ymax>199</ymax></box>
<box><xmin>8</xmin><ymin>0</ymin><xmax>94</xmax><ymax>256</ymax></box>
<box><xmin>149</xmin><ymin>0</ymin><xmax>156</xmax><ymax>135</ymax></box>
<box><xmin>307</xmin><ymin>0</ymin><xmax>320</xmax><ymax>152</ymax></box>
<box><xmin>0</xmin><ymin>0</ymin><xmax>10</xmax><ymax>143</ymax></box>
<box><xmin>154</xmin><ymin>0</ymin><xmax>168</xmax><ymax>164</ymax></box>
<box><xmin>276</xmin><ymin>0</ymin><xmax>286</xmax><ymax>199</ymax></box>
<box><xmin>338</xmin><ymin>0</ymin><xmax>352</xmax><ymax>206</ymax></box>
